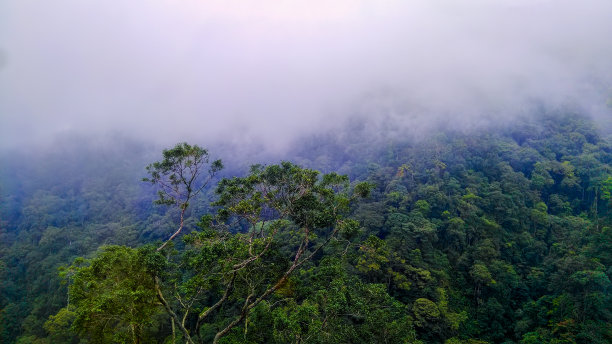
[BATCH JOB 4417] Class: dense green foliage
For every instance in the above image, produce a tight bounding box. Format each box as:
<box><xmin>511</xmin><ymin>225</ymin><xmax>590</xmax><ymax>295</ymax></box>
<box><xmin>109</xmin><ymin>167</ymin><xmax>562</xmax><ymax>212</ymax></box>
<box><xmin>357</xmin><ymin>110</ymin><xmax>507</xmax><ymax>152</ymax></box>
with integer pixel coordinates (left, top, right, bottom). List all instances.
<box><xmin>1</xmin><ymin>114</ymin><xmax>610</xmax><ymax>343</ymax></box>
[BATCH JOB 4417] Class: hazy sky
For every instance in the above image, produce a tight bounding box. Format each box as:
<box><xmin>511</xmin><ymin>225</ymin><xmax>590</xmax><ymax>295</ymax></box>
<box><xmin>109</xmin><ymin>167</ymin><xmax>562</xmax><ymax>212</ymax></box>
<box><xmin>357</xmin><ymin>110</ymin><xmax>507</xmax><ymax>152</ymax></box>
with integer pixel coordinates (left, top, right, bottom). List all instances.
<box><xmin>1</xmin><ymin>0</ymin><xmax>611</xmax><ymax>150</ymax></box>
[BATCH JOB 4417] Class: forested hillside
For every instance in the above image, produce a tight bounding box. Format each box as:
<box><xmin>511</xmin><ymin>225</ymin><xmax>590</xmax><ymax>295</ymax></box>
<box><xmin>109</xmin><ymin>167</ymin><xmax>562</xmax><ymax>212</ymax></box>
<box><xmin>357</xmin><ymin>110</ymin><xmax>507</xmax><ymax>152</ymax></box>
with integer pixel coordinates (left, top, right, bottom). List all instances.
<box><xmin>1</xmin><ymin>113</ymin><xmax>610</xmax><ymax>343</ymax></box>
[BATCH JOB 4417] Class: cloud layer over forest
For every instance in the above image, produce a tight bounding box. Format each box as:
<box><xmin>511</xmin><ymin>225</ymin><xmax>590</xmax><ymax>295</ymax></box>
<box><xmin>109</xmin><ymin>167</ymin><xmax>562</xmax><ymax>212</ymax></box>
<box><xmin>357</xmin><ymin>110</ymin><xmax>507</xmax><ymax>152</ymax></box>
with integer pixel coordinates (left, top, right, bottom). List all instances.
<box><xmin>1</xmin><ymin>0</ymin><xmax>611</xmax><ymax>150</ymax></box>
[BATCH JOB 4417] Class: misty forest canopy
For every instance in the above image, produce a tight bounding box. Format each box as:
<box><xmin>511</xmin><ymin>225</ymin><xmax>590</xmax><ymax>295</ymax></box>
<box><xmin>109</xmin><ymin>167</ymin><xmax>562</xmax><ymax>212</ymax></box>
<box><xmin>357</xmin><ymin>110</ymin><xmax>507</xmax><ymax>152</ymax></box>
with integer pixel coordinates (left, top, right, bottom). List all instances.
<box><xmin>1</xmin><ymin>113</ymin><xmax>611</xmax><ymax>344</ymax></box>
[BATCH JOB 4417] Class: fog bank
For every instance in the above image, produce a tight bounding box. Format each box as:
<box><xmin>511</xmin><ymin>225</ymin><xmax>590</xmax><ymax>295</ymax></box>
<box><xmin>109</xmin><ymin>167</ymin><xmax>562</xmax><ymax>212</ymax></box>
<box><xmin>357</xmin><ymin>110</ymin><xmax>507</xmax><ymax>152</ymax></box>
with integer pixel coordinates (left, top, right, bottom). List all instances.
<box><xmin>1</xmin><ymin>0</ymin><xmax>611</xmax><ymax>151</ymax></box>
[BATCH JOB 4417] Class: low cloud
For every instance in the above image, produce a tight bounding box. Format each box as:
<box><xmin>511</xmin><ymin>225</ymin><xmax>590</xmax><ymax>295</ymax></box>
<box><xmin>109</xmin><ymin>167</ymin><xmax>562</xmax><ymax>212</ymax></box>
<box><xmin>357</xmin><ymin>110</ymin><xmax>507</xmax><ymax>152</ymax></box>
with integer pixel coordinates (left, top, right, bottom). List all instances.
<box><xmin>1</xmin><ymin>0</ymin><xmax>611</xmax><ymax>151</ymax></box>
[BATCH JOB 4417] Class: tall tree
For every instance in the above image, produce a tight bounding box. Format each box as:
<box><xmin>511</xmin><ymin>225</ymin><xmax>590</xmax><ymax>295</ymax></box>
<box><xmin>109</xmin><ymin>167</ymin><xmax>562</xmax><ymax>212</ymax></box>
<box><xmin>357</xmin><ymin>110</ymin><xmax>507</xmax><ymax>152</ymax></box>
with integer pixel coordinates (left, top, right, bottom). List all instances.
<box><xmin>152</xmin><ymin>162</ymin><xmax>371</xmax><ymax>343</ymax></box>
<box><xmin>143</xmin><ymin>142</ymin><xmax>223</xmax><ymax>251</ymax></box>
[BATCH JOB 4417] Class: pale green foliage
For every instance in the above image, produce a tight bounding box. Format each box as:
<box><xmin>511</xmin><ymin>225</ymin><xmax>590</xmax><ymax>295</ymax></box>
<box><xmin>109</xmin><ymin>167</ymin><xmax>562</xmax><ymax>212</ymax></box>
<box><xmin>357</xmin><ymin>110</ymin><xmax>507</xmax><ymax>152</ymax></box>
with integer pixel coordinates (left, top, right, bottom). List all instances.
<box><xmin>63</xmin><ymin>246</ymin><xmax>161</xmax><ymax>344</ymax></box>
<box><xmin>470</xmin><ymin>264</ymin><xmax>495</xmax><ymax>286</ymax></box>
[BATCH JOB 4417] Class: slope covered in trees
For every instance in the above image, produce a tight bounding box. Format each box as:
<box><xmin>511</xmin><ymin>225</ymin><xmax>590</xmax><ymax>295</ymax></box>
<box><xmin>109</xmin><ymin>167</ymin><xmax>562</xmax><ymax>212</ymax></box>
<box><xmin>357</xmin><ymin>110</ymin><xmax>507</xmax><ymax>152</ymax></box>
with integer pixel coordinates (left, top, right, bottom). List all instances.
<box><xmin>1</xmin><ymin>113</ymin><xmax>610</xmax><ymax>343</ymax></box>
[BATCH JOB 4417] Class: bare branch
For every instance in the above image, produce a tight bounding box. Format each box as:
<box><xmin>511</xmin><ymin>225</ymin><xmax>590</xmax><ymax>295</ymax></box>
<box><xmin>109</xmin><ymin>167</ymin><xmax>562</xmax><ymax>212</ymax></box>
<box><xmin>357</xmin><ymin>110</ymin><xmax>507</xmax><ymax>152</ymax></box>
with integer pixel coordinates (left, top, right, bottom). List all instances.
<box><xmin>154</xmin><ymin>277</ymin><xmax>195</xmax><ymax>344</ymax></box>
